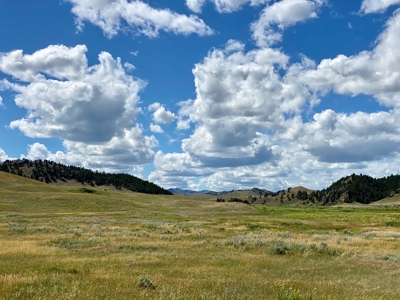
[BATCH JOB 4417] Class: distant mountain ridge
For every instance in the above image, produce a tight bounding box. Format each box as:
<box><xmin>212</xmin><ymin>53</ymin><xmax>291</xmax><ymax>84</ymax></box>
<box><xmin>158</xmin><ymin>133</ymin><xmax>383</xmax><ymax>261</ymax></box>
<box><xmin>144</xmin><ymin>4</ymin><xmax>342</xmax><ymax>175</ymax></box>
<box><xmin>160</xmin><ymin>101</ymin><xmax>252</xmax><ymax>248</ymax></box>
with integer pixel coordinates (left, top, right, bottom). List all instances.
<box><xmin>168</xmin><ymin>188</ymin><xmax>215</xmax><ymax>195</ymax></box>
<box><xmin>0</xmin><ymin>159</ymin><xmax>172</xmax><ymax>195</ymax></box>
<box><xmin>168</xmin><ymin>187</ymin><xmax>274</xmax><ymax>196</ymax></box>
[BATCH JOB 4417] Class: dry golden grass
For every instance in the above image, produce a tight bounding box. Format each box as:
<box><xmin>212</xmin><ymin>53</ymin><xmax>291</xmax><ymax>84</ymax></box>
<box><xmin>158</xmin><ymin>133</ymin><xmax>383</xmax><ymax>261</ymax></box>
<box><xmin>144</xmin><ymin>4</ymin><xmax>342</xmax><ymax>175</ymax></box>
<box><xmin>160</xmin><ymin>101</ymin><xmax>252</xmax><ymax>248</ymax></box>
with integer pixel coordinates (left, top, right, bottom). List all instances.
<box><xmin>1</xmin><ymin>172</ymin><xmax>400</xmax><ymax>299</ymax></box>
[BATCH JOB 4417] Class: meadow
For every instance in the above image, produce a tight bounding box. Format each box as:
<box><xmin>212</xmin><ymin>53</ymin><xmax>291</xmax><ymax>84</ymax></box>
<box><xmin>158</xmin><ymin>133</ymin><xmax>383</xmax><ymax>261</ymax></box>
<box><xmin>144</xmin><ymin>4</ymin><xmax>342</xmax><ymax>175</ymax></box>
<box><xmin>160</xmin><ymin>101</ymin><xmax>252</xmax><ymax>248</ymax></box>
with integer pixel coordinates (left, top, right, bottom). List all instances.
<box><xmin>1</xmin><ymin>172</ymin><xmax>400</xmax><ymax>299</ymax></box>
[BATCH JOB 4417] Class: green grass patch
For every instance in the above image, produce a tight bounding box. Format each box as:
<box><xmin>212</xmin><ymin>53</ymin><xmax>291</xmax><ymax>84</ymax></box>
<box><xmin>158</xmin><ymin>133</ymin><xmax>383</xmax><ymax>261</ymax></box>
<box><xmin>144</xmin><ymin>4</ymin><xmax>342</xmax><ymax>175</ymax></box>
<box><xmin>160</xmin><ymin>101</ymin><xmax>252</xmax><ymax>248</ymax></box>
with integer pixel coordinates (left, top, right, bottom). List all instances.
<box><xmin>385</xmin><ymin>221</ymin><xmax>400</xmax><ymax>227</ymax></box>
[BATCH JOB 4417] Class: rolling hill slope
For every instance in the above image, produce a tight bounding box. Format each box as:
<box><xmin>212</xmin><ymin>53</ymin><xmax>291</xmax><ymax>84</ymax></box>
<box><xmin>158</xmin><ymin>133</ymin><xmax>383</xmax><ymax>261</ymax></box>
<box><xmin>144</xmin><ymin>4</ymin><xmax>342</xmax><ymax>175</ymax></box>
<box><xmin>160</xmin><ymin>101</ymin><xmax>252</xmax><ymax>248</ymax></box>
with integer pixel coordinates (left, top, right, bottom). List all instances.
<box><xmin>0</xmin><ymin>159</ymin><xmax>172</xmax><ymax>195</ymax></box>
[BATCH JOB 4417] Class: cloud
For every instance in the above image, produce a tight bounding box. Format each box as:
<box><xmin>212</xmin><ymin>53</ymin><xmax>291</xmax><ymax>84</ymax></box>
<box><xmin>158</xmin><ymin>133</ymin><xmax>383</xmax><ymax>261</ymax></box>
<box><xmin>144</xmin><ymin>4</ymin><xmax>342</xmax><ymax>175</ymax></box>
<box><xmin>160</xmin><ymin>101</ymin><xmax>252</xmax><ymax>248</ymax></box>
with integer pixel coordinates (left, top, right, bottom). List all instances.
<box><xmin>277</xmin><ymin>10</ymin><xmax>400</xmax><ymax>167</ymax></box>
<box><xmin>251</xmin><ymin>0</ymin><xmax>326</xmax><ymax>47</ymax></box>
<box><xmin>299</xmin><ymin>9</ymin><xmax>400</xmax><ymax>108</ymax></box>
<box><xmin>0</xmin><ymin>44</ymin><xmax>88</xmax><ymax>82</ymax></box>
<box><xmin>67</xmin><ymin>0</ymin><xmax>214</xmax><ymax>38</ymax></box>
<box><xmin>360</xmin><ymin>0</ymin><xmax>400</xmax><ymax>14</ymax></box>
<box><xmin>0</xmin><ymin>148</ymin><xmax>13</xmax><ymax>162</ymax></box>
<box><xmin>0</xmin><ymin>45</ymin><xmax>144</xmax><ymax>143</ymax></box>
<box><xmin>280</xmin><ymin>8</ymin><xmax>400</xmax><ymax>168</ymax></box>
<box><xmin>0</xmin><ymin>95</ymin><xmax>2</xmax><ymax>106</ymax></box>
<box><xmin>148</xmin><ymin>102</ymin><xmax>176</xmax><ymax>124</ymax></box>
<box><xmin>186</xmin><ymin>0</ymin><xmax>207</xmax><ymax>13</ymax></box>
<box><xmin>195</xmin><ymin>145</ymin><xmax>275</xmax><ymax>168</ymax></box>
<box><xmin>149</xmin><ymin>13</ymin><xmax>400</xmax><ymax>191</ymax></box>
<box><xmin>130</xmin><ymin>51</ymin><xmax>138</xmax><ymax>56</ymax></box>
<box><xmin>0</xmin><ymin>44</ymin><xmax>158</xmax><ymax>171</ymax></box>
<box><xmin>176</xmin><ymin>40</ymin><xmax>305</xmax><ymax>160</ymax></box>
<box><xmin>25</xmin><ymin>143</ymin><xmax>51</xmax><ymax>161</ymax></box>
<box><xmin>294</xmin><ymin>109</ymin><xmax>400</xmax><ymax>163</ymax></box>
<box><xmin>150</xmin><ymin>123</ymin><xmax>164</xmax><ymax>133</ymax></box>
<box><xmin>150</xmin><ymin>145</ymin><xmax>376</xmax><ymax>191</ymax></box>
<box><xmin>24</xmin><ymin>126</ymin><xmax>156</xmax><ymax>173</ymax></box>
<box><xmin>123</xmin><ymin>62</ymin><xmax>136</xmax><ymax>71</ymax></box>
<box><xmin>149</xmin><ymin>40</ymin><xmax>312</xmax><ymax>189</ymax></box>
<box><xmin>186</xmin><ymin>0</ymin><xmax>269</xmax><ymax>13</ymax></box>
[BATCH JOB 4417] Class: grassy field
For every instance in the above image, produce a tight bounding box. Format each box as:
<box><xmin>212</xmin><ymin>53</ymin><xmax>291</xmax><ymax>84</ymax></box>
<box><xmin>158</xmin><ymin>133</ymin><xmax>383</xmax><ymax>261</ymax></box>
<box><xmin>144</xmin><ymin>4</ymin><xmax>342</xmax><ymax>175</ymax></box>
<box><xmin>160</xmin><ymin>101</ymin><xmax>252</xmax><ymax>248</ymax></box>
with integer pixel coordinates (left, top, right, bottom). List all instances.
<box><xmin>1</xmin><ymin>172</ymin><xmax>400</xmax><ymax>299</ymax></box>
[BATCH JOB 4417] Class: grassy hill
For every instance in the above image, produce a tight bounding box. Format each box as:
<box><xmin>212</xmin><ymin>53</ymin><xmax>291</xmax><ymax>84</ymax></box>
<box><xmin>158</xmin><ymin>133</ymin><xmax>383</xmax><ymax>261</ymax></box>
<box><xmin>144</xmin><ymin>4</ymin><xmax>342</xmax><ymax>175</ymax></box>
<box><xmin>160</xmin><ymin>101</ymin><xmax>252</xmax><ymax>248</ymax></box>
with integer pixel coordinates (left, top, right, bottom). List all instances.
<box><xmin>0</xmin><ymin>170</ymin><xmax>65</xmax><ymax>193</ymax></box>
<box><xmin>0</xmin><ymin>159</ymin><xmax>172</xmax><ymax>195</ymax></box>
<box><xmin>0</xmin><ymin>171</ymin><xmax>180</xmax><ymax>214</ymax></box>
<box><xmin>369</xmin><ymin>193</ymin><xmax>400</xmax><ymax>207</ymax></box>
<box><xmin>212</xmin><ymin>186</ymin><xmax>317</xmax><ymax>206</ymax></box>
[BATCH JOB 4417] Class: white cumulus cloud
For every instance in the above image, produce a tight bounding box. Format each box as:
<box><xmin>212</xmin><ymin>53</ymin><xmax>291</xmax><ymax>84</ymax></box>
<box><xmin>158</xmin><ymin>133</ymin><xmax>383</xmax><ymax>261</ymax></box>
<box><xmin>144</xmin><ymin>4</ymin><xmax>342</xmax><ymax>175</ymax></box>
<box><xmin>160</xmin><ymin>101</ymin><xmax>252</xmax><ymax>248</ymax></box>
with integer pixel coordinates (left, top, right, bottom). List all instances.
<box><xmin>150</xmin><ymin>123</ymin><xmax>164</xmax><ymax>133</ymax></box>
<box><xmin>360</xmin><ymin>0</ymin><xmax>400</xmax><ymax>14</ymax></box>
<box><xmin>24</xmin><ymin>126</ymin><xmax>156</xmax><ymax>173</ymax></box>
<box><xmin>0</xmin><ymin>45</ymin><xmax>144</xmax><ymax>143</ymax></box>
<box><xmin>284</xmin><ymin>110</ymin><xmax>400</xmax><ymax>163</ymax></box>
<box><xmin>251</xmin><ymin>0</ymin><xmax>326</xmax><ymax>47</ymax></box>
<box><xmin>148</xmin><ymin>102</ymin><xmax>176</xmax><ymax>124</ymax></box>
<box><xmin>149</xmin><ymin>40</ymin><xmax>314</xmax><ymax>189</ymax></box>
<box><xmin>299</xmin><ymin>9</ymin><xmax>400</xmax><ymax>108</ymax></box>
<box><xmin>186</xmin><ymin>0</ymin><xmax>269</xmax><ymax>13</ymax></box>
<box><xmin>67</xmin><ymin>0</ymin><xmax>214</xmax><ymax>38</ymax></box>
<box><xmin>149</xmin><ymin>14</ymin><xmax>400</xmax><ymax>191</ymax></box>
<box><xmin>0</xmin><ymin>44</ymin><xmax>88</xmax><ymax>82</ymax></box>
<box><xmin>0</xmin><ymin>148</ymin><xmax>13</xmax><ymax>162</ymax></box>
<box><xmin>0</xmin><ymin>44</ymin><xmax>158</xmax><ymax>171</ymax></box>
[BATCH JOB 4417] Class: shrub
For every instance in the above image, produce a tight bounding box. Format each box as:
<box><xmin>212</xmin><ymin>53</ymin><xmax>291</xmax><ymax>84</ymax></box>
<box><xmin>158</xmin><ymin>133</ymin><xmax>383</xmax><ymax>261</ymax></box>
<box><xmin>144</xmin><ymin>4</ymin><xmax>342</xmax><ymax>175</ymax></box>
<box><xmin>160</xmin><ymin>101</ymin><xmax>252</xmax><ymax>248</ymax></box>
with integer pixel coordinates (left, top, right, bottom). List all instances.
<box><xmin>268</xmin><ymin>240</ymin><xmax>306</xmax><ymax>255</ymax></box>
<box><xmin>343</xmin><ymin>229</ymin><xmax>353</xmax><ymax>235</ymax></box>
<box><xmin>360</xmin><ymin>231</ymin><xmax>376</xmax><ymax>238</ymax></box>
<box><xmin>309</xmin><ymin>243</ymin><xmax>340</xmax><ymax>255</ymax></box>
<box><xmin>268</xmin><ymin>240</ymin><xmax>291</xmax><ymax>255</ymax></box>
<box><xmin>138</xmin><ymin>275</ymin><xmax>156</xmax><ymax>290</ymax></box>
<box><xmin>78</xmin><ymin>187</ymin><xmax>96</xmax><ymax>193</ymax></box>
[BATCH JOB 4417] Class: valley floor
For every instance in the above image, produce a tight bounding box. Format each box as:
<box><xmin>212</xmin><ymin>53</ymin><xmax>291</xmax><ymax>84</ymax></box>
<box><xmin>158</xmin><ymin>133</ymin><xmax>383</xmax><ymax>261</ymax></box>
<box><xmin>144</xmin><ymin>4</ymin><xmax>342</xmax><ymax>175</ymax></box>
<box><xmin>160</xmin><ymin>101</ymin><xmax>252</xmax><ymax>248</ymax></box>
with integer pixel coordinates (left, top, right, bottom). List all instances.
<box><xmin>1</xmin><ymin>174</ymin><xmax>400</xmax><ymax>299</ymax></box>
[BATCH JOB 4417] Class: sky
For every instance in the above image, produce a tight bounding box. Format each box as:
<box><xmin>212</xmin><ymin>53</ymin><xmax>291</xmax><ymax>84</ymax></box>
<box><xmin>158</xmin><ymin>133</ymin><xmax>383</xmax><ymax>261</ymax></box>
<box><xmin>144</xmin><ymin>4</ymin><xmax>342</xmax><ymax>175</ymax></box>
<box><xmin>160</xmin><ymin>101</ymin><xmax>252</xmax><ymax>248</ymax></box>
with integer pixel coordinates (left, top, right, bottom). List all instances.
<box><xmin>1</xmin><ymin>0</ymin><xmax>400</xmax><ymax>192</ymax></box>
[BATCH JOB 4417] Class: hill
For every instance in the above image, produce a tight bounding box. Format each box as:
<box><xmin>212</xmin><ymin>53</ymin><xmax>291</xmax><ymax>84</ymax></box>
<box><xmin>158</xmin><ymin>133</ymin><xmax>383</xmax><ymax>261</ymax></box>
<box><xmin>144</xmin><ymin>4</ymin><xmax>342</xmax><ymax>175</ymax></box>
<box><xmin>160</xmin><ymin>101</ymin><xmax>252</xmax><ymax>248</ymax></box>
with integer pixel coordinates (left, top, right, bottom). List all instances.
<box><xmin>0</xmin><ymin>159</ymin><xmax>172</xmax><ymax>195</ymax></box>
<box><xmin>318</xmin><ymin>173</ymin><xmax>400</xmax><ymax>205</ymax></box>
<box><xmin>251</xmin><ymin>186</ymin><xmax>315</xmax><ymax>206</ymax></box>
<box><xmin>213</xmin><ymin>186</ymin><xmax>315</xmax><ymax>206</ymax></box>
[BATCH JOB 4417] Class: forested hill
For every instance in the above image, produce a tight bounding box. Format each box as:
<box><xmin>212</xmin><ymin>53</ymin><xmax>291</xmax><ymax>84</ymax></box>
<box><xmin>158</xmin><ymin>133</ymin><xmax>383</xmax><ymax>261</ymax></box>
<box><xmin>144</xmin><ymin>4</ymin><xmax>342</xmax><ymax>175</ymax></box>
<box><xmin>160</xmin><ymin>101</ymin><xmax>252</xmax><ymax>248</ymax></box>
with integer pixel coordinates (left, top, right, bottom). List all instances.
<box><xmin>319</xmin><ymin>174</ymin><xmax>400</xmax><ymax>205</ymax></box>
<box><xmin>0</xmin><ymin>159</ymin><xmax>172</xmax><ymax>195</ymax></box>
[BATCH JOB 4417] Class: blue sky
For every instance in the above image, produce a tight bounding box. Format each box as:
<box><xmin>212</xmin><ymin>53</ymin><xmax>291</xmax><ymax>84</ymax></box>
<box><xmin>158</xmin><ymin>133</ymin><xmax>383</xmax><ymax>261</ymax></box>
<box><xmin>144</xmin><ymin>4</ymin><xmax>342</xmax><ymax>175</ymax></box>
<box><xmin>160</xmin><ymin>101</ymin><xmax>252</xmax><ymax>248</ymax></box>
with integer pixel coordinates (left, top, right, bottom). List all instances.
<box><xmin>1</xmin><ymin>0</ymin><xmax>400</xmax><ymax>191</ymax></box>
